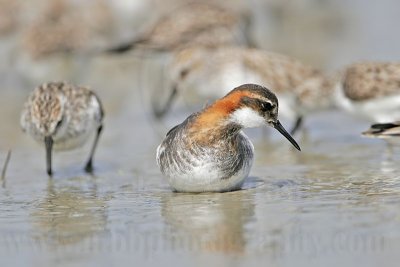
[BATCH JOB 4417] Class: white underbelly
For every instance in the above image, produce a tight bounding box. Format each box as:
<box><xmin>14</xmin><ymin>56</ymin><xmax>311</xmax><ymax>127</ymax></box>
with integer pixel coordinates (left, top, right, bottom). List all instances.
<box><xmin>335</xmin><ymin>85</ymin><xmax>400</xmax><ymax>122</ymax></box>
<box><xmin>167</xmin><ymin>161</ymin><xmax>251</xmax><ymax>193</ymax></box>
<box><xmin>53</xmin><ymin>130</ymin><xmax>93</xmax><ymax>151</ymax></box>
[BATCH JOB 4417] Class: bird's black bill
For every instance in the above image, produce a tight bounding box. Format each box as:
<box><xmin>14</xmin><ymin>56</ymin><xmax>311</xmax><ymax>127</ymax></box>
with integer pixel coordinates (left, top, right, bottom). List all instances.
<box><xmin>273</xmin><ymin>120</ymin><xmax>301</xmax><ymax>151</ymax></box>
<box><xmin>44</xmin><ymin>136</ymin><xmax>53</xmax><ymax>176</ymax></box>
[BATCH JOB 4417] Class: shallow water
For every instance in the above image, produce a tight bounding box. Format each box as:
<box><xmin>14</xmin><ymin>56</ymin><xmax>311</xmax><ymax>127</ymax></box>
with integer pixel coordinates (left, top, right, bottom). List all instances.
<box><xmin>1</xmin><ymin>1</ymin><xmax>400</xmax><ymax>266</ymax></box>
<box><xmin>1</xmin><ymin>68</ymin><xmax>400</xmax><ymax>267</ymax></box>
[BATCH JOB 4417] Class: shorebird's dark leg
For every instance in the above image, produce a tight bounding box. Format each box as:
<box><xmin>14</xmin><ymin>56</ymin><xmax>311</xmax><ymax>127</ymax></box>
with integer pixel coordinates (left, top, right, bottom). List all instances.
<box><xmin>44</xmin><ymin>136</ymin><xmax>53</xmax><ymax>176</ymax></box>
<box><xmin>153</xmin><ymin>86</ymin><xmax>178</xmax><ymax>119</ymax></box>
<box><xmin>85</xmin><ymin>124</ymin><xmax>103</xmax><ymax>173</ymax></box>
<box><xmin>1</xmin><ymin>150</ymin><xmax>11</xmax><ymax>187</ymax></box>
<box><xmin>290</xmin><ymin>116</ymin><xmax>303</xmax><ymax>135</ymax></box>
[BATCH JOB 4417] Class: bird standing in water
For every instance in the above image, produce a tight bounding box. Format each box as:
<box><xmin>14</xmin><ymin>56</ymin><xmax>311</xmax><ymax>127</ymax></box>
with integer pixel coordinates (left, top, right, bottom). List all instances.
<box><xmin>156</xmin><ymin>84</ymin><xmax>300</xmax><ymax>193</ymax></box>
<box><xmin>21</xmin><ymin>82</ymin><xmax>104</xmax><ymax>176</ymax></box>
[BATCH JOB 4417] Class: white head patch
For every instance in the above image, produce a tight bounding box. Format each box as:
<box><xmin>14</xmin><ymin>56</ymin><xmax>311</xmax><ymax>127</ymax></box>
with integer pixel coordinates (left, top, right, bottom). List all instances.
<box><xmin>229</xmin><ymin>107</ymin><xmax>265</xmax><ymax>128</ymax></box>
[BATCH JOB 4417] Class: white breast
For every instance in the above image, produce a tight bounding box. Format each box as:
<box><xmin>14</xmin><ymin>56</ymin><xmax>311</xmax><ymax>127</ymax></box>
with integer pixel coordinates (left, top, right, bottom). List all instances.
<box><xmin>157</xmin><ymin>132</ymin><xmax>254</xmax><ymax>193</ymax></box>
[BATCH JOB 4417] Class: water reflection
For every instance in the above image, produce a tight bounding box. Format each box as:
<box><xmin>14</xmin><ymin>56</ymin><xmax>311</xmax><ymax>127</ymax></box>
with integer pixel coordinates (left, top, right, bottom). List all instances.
<box><xmin>160</xmin><ymin>189</ymin><xmax>255</xmax><ymax>253</ymax></box>
<box><xmin>31</xmin><ymin>178</ymin><xmax>108</xmax><ymax>247</ymax></box>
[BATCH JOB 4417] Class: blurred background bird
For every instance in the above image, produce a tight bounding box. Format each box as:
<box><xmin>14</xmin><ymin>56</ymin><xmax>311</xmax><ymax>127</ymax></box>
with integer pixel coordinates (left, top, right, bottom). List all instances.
<box><xmin>153</xmin><ymin>46</ymin><xmax>337</xmax><ymax>135</ymax></box>
<box><xmin>334</xmin><ymin>62</ymin><xmax>400</xmax><ymax>123</ymax></box>
<box><xmin>106</xmin><ymin>1</ymin><xmax>252</xmax><ymax>54</ymax></box>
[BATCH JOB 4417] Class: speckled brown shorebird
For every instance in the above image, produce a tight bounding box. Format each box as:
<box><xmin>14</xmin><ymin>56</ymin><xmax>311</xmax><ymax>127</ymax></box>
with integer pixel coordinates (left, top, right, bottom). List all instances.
<box><xmin>20</xmin><ymin>82</ymin><xmax>104</xmax><ymax>176</ymax></box>
<box><xmin>334</xmin><ymin>62</ymin><xmax>400</xmax><ymax>123</ymax></box>
<box><xmin>23</xmin><ymin>0</ymin><xmax>113</xmax><ymax>58</ymax></box>
<box><xmin>107</xmin><ymin>2</ymin><xmax>250</xmax><ymax>53</ymax></box>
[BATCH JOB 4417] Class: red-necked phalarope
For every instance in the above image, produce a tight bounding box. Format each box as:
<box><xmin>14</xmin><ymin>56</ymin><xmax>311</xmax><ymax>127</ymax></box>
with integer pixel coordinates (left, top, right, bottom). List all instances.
<box><xmin>156</xmin><ymin>83</ymin><xmax>300</xmax><ymax>193</ymax></box>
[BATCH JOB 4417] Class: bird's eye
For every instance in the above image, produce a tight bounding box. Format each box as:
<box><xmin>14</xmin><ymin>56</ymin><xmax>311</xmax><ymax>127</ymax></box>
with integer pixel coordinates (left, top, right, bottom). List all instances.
<box><xmin>261</xmin><ymin>102</ymin><xmax>273</xmax><ymax>112</ymax></box>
